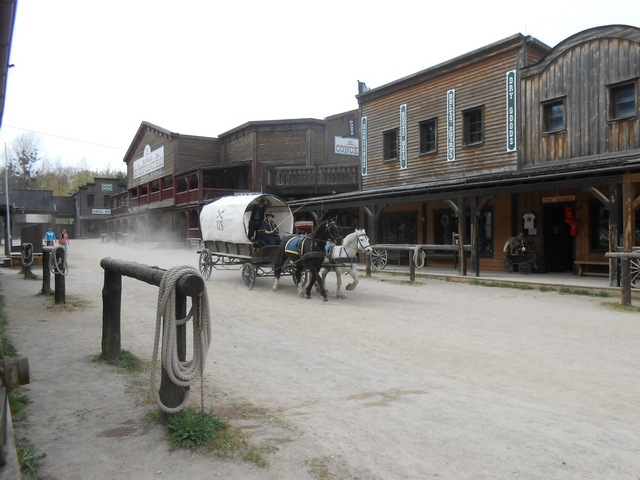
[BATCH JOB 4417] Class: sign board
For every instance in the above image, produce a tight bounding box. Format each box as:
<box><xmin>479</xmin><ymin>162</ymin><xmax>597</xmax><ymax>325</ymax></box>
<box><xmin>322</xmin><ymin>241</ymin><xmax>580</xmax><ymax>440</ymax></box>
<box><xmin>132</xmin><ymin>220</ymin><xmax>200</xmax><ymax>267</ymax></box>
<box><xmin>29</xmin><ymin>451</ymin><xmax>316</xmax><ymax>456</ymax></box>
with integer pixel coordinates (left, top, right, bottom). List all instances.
<box><xmin>400</xmin><ymin>104</ymin><xmax>407</xmax><ymax>169</ymax></box>
<box><xmin>447</xmin><ymin>89</ymin><xmax>455</xmax><ymax>161</ymax></box>
<box><xmin>361</xmin><ymin>116</ymin><xmax>368</xmax><ymax>176</ymax></box>
<box><xmin>506</xmin><ymin>70</ymin><xmax>517</xmax><ymax>152</ymax></box>
<box><xmin>334</xmin><ymin>136</ymin><xmax>359</xmax><ymax>156</ymax></box>
<box><xmin>133</xmin><ymin>145</ymin><xmax>165</xmax><ymax>179</ymax></box>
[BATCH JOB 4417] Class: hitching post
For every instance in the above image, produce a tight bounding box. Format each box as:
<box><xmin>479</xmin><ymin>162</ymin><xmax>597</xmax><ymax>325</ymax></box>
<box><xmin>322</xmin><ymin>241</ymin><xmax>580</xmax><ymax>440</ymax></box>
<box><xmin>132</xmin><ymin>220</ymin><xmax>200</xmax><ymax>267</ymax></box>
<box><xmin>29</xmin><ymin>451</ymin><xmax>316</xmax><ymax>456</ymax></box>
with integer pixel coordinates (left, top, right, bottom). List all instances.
<box><xmin>100</xmin><ymin>257</ymin><xmax>203</xmax><ymax>410</ymax></box>
<box><xmin>53</xmin><ymin>248</ymin><xmax>66</xmax><ymax>305</ymax></box>
<box><xmin>41</xmin><ymin>248</ymin><xmax>51</xmax><ymax>295</ymax></box>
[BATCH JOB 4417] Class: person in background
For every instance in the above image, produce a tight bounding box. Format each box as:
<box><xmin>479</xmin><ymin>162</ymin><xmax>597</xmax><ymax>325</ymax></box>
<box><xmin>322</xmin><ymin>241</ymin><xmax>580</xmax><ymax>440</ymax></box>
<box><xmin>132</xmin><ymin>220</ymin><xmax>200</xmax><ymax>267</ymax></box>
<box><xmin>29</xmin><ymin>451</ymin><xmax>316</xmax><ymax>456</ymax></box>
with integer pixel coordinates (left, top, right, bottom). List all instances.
<box><xmin>516</xmin><ymin>232</ymin><xmax>529</xmax><ymax>253</ymax></box>
<box><xmin>248</xmin><ymin>198</ymin><xmax>267</xmax><ymax>240</ymax></box>
<box><xmin>60</xmin><ymin>229</ymin><xmax>70</xmax><ymax>253</ymax></box>
<box><xmin>44</xmin><ymin>227</ymin><xmax>56</xmax><ymax>246</ymax></box>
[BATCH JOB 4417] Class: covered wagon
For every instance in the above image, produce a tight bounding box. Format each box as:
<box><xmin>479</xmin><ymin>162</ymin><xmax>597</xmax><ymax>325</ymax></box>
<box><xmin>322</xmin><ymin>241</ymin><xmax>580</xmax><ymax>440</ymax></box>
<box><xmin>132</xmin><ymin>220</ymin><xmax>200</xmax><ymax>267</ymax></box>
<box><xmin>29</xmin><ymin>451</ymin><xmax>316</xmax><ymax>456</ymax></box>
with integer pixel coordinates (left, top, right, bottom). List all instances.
<box><xmin>197</xmin><ymin>193</ymin><xmax>295</xmax><ymax>288</ymax></box>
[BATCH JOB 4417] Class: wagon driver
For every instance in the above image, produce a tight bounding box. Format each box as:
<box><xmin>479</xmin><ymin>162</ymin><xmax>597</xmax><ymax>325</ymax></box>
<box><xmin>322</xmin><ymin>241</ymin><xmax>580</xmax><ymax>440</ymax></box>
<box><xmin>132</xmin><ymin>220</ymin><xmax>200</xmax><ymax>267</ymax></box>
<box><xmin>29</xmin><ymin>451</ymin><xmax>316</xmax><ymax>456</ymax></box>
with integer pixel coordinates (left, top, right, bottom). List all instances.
<box><xmin>256</xmin><ymin>211</ymin><xmax>281</xmax><ymax>246</ymax></box>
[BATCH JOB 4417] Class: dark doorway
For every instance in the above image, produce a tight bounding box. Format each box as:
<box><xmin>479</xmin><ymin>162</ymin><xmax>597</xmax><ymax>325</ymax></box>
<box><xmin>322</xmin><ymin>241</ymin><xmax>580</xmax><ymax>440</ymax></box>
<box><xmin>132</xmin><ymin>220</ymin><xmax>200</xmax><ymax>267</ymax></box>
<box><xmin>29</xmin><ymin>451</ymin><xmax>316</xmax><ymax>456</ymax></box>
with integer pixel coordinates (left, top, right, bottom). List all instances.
<box><xmin>543</xmin><ymin>204</ymin><xmax>575</xmax><ymax>272</ymax></box>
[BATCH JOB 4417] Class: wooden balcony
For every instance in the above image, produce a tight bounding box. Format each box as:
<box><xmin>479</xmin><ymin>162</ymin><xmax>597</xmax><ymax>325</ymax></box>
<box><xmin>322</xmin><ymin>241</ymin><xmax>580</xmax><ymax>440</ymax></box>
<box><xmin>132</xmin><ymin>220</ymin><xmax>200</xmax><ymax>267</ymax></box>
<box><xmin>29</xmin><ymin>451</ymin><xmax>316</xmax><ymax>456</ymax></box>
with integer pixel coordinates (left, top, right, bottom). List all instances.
<box><xmin>265</xmin><ymin>165</ymin><xmax>359</xmax><ymax>195</ymax></box>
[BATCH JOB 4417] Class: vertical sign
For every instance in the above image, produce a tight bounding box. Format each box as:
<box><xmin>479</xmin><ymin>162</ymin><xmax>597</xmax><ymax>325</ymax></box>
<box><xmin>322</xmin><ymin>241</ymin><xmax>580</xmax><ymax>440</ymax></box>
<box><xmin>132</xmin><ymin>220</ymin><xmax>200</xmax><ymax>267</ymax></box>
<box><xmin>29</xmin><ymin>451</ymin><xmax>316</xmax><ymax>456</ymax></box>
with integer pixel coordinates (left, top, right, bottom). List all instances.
<box><xmin>447</xmin><ymin>89</ymin><xmax>455</xmax><ymax>161</ymax></box>
<box><xmin>361</xmin><ymin>116</ymin><xmax>368</xmax><ymax>176</ymax></box>
<box><xmin>506</xmin><ymin>70</ymin><xmax>517</xmax><ymax>152</ymax></box>
<box><xmin>400</xmin><ymin>104</ymin><xmax>407</xmax><ymax>169</ymax></box>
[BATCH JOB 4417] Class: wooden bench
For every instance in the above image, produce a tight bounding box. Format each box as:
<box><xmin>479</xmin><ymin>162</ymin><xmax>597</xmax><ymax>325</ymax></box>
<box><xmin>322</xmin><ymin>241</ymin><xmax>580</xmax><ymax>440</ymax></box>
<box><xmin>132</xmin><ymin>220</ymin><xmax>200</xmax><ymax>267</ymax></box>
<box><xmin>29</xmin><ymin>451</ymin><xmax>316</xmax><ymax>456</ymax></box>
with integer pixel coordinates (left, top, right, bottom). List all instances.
<box><xmin>574</xmin><ymin>260</ymin><xmax>609</xmax><ymax>277</ymax></box>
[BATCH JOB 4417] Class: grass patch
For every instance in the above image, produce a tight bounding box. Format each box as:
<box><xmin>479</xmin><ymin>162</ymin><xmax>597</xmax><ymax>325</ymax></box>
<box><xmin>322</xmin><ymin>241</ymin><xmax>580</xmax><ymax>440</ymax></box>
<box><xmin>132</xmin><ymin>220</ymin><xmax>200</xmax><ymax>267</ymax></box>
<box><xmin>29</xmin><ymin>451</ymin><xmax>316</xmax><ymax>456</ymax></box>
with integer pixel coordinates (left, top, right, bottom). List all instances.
<box><xmin>8</xmin><ymin>390</ymin><xmax>30</xmax><ymax>423</ymax></box>
<box><xmin>559</xmin><ymin>287</ymin><xmax>610</xmax><ymax>297</ymax></box>
<box><xmin>103</xmin><ymin>349</ymin><xmax>145</xmax><ymax>373</ymax></box>
<box><xmin>470</xmin><ymin>280</ymin><xmax>533</xmax><ymax>290</ymax></box>
<box><xmin>16</xmin><ymin>437</ymin><xmax>46</xmax><ymax>476</ymax></box>
<box><xmin>168</xmin><ymin>408</ymin><xmax>228</xmax><ymax>449</ymax></box>
<box><xmin>163</xmin><ymin>407</ymin><xmax>273</xmax><ymax>468</ymax></box>
<box><xmin>602</xmin><ymin>301</ymin><xmax>640</xmax><ymax>312</ymax></box>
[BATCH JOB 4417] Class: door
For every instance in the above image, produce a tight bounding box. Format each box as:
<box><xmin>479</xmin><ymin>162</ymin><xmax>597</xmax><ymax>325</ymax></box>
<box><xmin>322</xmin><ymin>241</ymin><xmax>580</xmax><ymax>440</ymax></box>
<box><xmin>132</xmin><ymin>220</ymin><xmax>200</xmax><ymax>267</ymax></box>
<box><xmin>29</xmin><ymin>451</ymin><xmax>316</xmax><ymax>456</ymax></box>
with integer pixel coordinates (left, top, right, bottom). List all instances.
<box><xmin>543</xmin><ymin>204</ymin><xmax>575</xmax><ymax>272</ymax></box>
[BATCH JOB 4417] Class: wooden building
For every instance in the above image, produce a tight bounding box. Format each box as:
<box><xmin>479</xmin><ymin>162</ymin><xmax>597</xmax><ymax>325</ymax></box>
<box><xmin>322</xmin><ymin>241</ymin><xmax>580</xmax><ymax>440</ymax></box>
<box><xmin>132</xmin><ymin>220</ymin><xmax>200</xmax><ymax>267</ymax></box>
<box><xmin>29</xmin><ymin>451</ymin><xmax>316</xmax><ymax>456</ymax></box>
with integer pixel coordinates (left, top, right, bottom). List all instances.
<box><xmin>109</xmin><ymin>113</ymin><xmax>360</xmax><ymax>242</ymax></box>
<box><xmin>290</xmin><ymin>25</ymin><xmax>640</xmax><ymax>282</ymax></box>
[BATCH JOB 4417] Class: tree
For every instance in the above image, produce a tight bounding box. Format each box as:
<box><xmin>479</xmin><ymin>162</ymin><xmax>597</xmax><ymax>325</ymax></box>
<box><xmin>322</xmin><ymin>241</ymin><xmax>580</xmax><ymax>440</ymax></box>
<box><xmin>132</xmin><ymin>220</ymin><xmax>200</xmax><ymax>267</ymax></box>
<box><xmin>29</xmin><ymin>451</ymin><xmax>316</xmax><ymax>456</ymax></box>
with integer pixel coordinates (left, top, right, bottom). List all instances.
<box><xmin>1</xmin><ymin>134</ymin><xmax>127</xmax><ymax>196</ymax></box>
<box><xmin>7</xmin><ymin>132</ymin><xmax>43</xmax><ymax>190</ymax></box>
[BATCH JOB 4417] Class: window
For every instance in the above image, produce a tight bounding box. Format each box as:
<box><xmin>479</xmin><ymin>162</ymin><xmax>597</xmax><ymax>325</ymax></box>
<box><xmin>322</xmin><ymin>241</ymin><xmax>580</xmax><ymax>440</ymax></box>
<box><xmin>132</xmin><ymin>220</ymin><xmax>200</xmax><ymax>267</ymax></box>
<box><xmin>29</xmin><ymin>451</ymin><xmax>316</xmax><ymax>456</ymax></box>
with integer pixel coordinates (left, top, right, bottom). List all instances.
<box><xmin>383</xmin><ymin>129</ymin><xmax>398</xmax><ymax>161</ymax></box>
<box><xmin>87</xmin><ymin>194</ymin><xmax>94</xmax><ymax>207</ymax></box>
<box><xmin>543</xmin><ymin>99</ymin><xmax>565</xmax><ymax>132</ymax></box>
<box><xmin>103</xmin><ymin>195</ymin><xmax>110</xmax><ymax>208</ymax></box>
<box><xmin>609</xmin><ymin>81</ymin><xmax>637</xmax><ymax>120</ymax></box>
<box><xmin>433</xmin><ymin>207</ymin><xmax>494</xmax><ymax>255</ymax></box>
<box><xmin>588</xmin><ymin>201</ymin><xmax>609</xmax><ymax>251</ymax></box>
<box><xmin>419</xmin><ymin>119</ymin><xmax>437</xmax><ymax>154</ymax></box>
<box><xmin>463</xmin><ymin>107</ymin><xmax>483</xmax><ymax>145</ymax></box>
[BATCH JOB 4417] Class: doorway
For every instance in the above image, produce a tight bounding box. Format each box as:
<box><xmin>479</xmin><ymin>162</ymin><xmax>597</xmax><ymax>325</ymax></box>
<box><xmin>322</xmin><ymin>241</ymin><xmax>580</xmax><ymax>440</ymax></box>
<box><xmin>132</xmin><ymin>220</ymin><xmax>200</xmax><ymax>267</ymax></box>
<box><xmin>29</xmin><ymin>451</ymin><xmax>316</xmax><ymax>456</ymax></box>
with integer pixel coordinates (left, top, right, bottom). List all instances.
<box><xmin>543</xmin><ymin>204</ymin><xmax>575</xmax><ymax>272</ymax></box>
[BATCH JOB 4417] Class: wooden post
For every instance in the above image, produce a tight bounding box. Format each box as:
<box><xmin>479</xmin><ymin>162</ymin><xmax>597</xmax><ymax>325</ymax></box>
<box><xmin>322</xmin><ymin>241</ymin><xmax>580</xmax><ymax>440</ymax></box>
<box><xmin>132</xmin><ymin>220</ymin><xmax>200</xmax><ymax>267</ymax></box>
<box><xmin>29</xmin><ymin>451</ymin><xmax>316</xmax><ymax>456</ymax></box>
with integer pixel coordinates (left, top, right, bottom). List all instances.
<box><xmin>409</xmin><ymin>249</ymin><xmax>415</xmax><ymax>282</ymax></box>
<box><xmin>41</xmin><ymin>249</ymin><xmax>51</xmax><ymax>295</ymax></box>
<box><xmin>53</xmin><ymin>249</ymin><xmax>66</xmax><ymax>305</ymax></box>
<box><xmin>101</xmin><ymin>269</ymin><xmax>122</xmax><ymax>360</ymax></box>
<box><xmin>620</xmin><ymin>257</ymin><xmax>631</xmax><ymax>306</ymax></box>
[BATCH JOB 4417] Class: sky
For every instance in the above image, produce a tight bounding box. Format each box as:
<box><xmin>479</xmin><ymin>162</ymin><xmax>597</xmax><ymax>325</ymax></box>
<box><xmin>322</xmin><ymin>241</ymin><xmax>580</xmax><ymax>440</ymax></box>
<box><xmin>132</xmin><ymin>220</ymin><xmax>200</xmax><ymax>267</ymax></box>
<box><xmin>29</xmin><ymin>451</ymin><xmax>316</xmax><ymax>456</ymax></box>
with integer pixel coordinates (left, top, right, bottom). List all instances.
<box><xmin>1</xmin><ymin>0</ymin><xmax>639</xmax><ymax>173</ymax></box>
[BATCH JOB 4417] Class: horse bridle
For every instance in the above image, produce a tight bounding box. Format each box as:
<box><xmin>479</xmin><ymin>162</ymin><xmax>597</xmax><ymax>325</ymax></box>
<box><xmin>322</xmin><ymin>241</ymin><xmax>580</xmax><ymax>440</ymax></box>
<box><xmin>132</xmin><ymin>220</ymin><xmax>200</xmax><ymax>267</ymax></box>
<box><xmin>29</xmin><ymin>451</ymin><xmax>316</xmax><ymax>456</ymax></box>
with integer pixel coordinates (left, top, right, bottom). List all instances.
<box><xmin>324</xmin><ymin>220</ymin><xmax>343</xmax><ymax>245</ymax></box>
<box><xmin>356</xmin><ymin>232</ymin><xmax>372</xmax><ymax>252</ymax></box>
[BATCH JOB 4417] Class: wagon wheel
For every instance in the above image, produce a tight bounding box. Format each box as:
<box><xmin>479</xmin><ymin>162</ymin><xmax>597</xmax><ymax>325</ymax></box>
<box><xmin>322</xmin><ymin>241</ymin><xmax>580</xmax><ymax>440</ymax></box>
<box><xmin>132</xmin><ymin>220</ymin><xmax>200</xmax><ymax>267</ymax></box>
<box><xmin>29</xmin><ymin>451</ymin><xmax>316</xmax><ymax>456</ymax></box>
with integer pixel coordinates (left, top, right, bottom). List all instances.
<box><xmin>199</xmin><ymin>249</ymin><xmax>213</xmax><ymax>280</ymax></box>
<box><xmin>371</xmin><ymin>249</ymin><xmax>388</xmax><ymax>270</ymax></box>
<box><xmin>630</xmin><ymin>258</ymin><xmax>640</xmax><ymax>289</ymax></box>
<box><xmin>241</xmin><ymin>263</ymin><xmax>256</xmax><ymax>290</ymax></box>
<box><xmin>504</xmin><ymin>258</ymin><xmax>514</xmax><ymax>273</ymax></box>
<box><xmin>293</xmin><ymin>269</ymin><xmax>308</xmax><ymax>287</ymax></box>
<box><xmin>519</xmin><ymin>262</ymin><xmax>531</xmax><ymax>274</ymax></box>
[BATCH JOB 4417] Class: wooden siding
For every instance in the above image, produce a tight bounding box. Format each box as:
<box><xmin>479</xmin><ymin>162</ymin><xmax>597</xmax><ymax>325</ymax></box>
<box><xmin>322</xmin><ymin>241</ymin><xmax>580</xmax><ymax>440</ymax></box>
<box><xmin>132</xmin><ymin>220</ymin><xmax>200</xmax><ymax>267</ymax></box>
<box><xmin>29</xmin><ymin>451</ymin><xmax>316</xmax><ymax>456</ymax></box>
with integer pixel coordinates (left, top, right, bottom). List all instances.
<box><xmin>223</xmin><ymin>132</ymin><xmax>253</xmax><ymax>165</ymax></box>
<box><xmin>175</xmin><ymin>136</ymin><xmax>219</xmax><ymax>173</ymax></box>
<box><xmin>361</xmin><ymin>49</ymin><xmax>523</xmax><ymax>190</ymax></box>
<box><xmin>521</xmin><ymin>27</ymin><xmax>640</xmax><ymax>165</ymax></box>
<box><xmin>257</xmin><ymin>129</ymin><xmax>311</xmax><ymax>164</ymax></box>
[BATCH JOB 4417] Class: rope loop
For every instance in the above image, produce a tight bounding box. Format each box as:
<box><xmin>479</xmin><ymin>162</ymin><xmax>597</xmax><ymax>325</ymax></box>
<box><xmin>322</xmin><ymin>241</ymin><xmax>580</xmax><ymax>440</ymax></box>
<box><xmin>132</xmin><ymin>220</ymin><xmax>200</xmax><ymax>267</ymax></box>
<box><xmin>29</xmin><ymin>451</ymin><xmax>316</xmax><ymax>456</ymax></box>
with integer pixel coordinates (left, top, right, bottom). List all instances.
<box><xmin>21</xmin><ymin>243</ymin><xmax>34</xmax><ymax>267</ymax></box>
<box><xmin>150</xmin><ymin>265</ymin><xmax>211</xmax><ymax>413</ymax></box>
<box><xmin>49</xmin><ymin>245</ymin><xmax>68</xmax><ymax>276</ymax></box>
<box><xmin>413</xmin><ymin>246</ymin><xmax>426</xmax><ymax>268</ymax></box>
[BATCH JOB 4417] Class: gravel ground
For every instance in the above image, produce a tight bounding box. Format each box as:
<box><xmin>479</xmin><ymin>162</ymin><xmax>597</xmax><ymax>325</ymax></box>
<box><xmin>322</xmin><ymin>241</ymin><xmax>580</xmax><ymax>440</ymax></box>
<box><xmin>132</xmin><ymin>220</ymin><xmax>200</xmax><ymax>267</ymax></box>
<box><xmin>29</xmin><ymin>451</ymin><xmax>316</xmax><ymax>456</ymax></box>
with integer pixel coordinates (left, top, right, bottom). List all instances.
<box><xmin>2</xmin><ymin>239</ymin><xmax>639</xmax><ymax>480</ymax></box>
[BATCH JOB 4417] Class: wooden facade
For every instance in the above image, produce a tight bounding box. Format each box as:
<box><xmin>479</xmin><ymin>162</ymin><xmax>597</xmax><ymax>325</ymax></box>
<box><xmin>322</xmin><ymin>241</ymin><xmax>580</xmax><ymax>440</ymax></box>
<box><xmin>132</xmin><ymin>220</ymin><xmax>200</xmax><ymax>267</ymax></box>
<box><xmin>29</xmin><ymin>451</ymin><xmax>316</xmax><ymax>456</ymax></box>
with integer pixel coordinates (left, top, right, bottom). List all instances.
<box><xmin>290</xmin><ymin>25</ymin><xmax>640</xmax><ymax>282</ymax></box>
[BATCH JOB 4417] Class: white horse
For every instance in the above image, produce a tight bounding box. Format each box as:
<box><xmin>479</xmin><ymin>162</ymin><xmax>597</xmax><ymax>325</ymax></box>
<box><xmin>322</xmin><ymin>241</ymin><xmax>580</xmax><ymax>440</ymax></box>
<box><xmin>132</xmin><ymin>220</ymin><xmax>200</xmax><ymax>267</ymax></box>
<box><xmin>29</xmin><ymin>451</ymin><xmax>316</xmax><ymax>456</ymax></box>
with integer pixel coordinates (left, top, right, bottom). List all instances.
<box><xmin>320</xmin><ymin>229</ymin><xmax>373</xmax><ymax>298</ymax></box>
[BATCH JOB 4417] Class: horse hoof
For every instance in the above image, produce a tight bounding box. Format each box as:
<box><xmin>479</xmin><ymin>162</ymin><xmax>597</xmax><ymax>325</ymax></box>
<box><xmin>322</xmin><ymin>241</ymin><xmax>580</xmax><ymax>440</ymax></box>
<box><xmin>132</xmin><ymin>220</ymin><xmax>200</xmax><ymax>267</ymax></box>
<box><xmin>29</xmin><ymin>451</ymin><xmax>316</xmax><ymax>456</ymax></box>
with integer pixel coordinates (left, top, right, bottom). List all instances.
<box><xmin>346</xmin><ymin>285</ymin><xmax>355</xmax><ymax>291</ymax></box>
<box><xmin>338</xmin><ymin>295</ymin><xmax>346</xmax><ymax>299</ymax></box>
<box><xmin>322</xmin><ymin>297</ymin><xmax>328</xmax><ymax>302</ymax></box>
<box><xmin>305</xmin><ymin>293</ymin><xmax>311</xmax><ymax>299</ymax></box>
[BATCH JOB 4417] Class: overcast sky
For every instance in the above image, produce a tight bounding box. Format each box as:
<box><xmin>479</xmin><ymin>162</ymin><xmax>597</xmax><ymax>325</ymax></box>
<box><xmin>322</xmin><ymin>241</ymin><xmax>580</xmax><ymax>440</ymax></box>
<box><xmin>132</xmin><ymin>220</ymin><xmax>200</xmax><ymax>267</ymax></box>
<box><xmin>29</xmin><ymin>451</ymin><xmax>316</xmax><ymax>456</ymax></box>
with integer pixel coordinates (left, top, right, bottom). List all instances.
<box><xmin>1</xmin><ymin>0</ymin><xmax>639</xmax><ymax>172</ymax></box>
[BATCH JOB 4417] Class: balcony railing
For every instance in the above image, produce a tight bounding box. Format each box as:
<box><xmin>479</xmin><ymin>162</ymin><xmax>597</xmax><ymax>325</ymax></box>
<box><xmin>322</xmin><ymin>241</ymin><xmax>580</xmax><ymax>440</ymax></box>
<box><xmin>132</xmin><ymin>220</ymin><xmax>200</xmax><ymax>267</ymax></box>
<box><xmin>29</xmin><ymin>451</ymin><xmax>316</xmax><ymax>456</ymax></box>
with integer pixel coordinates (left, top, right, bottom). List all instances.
<box><xmin>266</xmin><ymin>165</ymin><xmax>359</xmax><ymax>193</ymax></box>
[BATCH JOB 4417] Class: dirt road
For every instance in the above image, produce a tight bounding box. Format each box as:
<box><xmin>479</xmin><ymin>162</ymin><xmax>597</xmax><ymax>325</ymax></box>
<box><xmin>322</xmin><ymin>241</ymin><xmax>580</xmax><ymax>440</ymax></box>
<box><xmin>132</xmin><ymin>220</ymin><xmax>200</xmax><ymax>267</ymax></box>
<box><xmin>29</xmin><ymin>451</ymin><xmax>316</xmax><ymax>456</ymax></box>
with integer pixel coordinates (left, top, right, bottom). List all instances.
<box><xmin>2</xmin><ymin>239</ymin><xmax>639</xmax><ymax>479</ymax></box>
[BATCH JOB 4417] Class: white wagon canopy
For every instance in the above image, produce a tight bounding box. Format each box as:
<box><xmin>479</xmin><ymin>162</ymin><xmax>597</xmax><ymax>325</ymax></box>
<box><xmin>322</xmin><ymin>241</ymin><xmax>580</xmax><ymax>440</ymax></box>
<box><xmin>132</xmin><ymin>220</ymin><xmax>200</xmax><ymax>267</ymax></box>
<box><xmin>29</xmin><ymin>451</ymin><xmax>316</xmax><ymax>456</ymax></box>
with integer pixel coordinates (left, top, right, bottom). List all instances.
<box><xmin>200</xmin><ymin>193</ymin><xmax>294</xmax><ymax>244</ymax></box>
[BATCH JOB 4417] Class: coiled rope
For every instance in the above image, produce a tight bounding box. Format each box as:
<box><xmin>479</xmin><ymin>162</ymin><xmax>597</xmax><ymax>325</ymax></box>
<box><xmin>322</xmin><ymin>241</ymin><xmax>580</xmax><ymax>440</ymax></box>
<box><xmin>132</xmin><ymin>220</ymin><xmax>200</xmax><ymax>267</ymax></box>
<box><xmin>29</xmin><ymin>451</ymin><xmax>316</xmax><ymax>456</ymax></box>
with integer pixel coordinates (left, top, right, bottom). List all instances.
<box><xmin>150</xmin><ymin>265</ymin><xmax>211</xmax><ymax>413</ymax></box>
<box><xmin>413</xmin><ymin>246</ymin><xmax>426</xmax><ymax>268</ymax></box>
<box><xmin>49</xmin><ymin>245</ymin><xmax>68</xmax><ymax>276</ymax></box>
<box><xmin>21</xmin><ymin>243</ymin><xmax>34</xmax><ymax>267</ymax></box>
